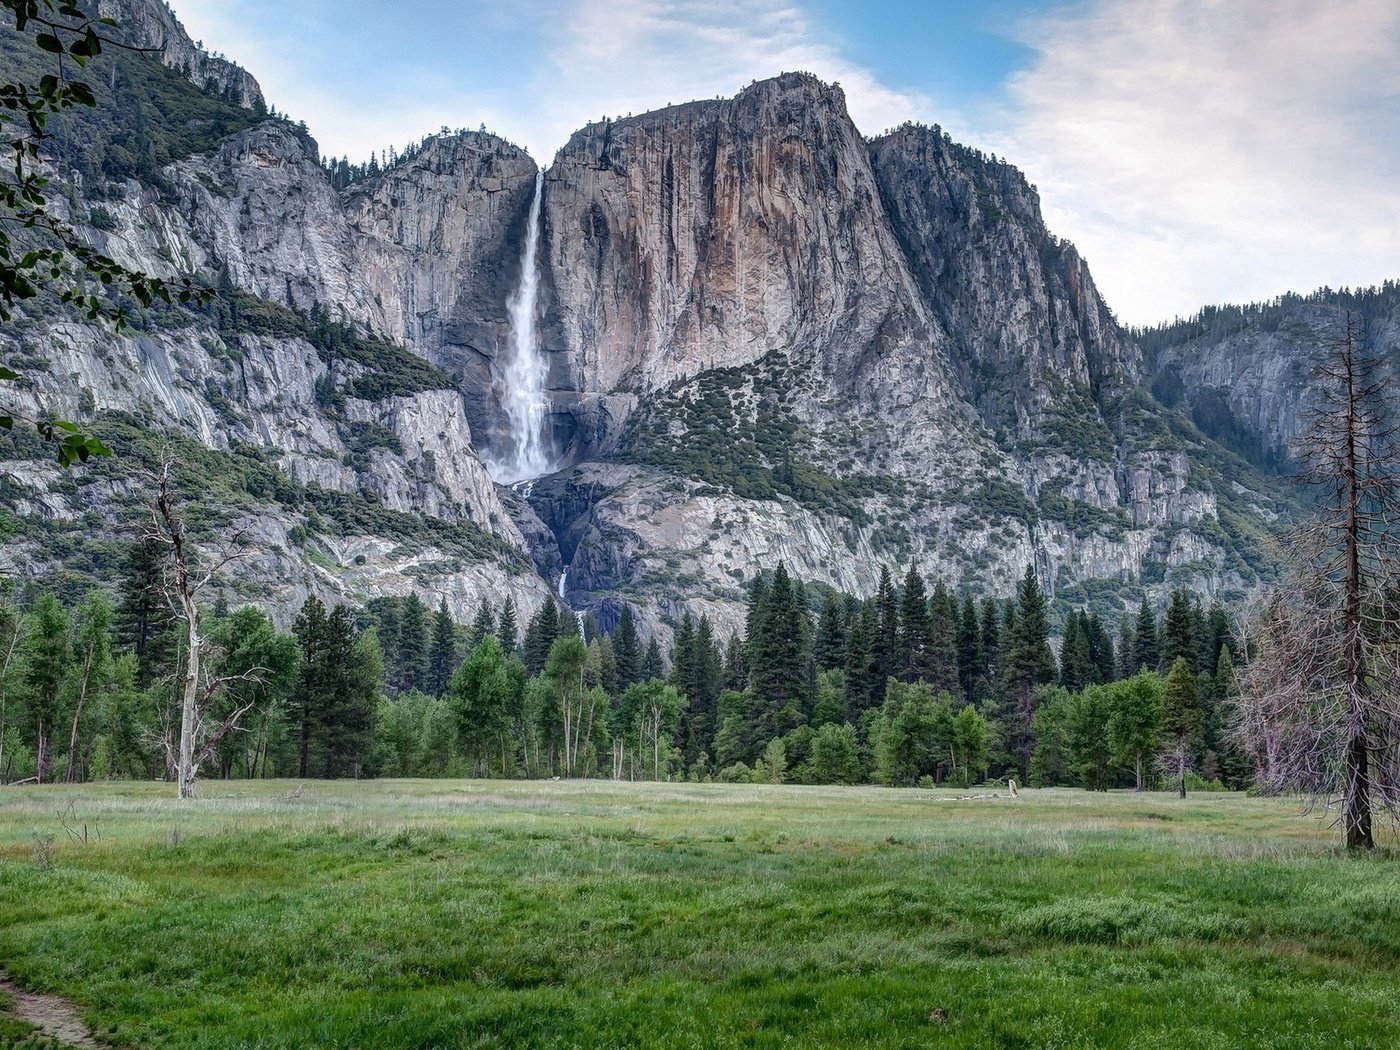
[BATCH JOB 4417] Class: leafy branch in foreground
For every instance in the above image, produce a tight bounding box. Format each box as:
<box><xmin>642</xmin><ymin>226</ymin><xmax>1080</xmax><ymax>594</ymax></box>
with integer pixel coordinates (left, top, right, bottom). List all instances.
<box><xmin>0</xmin><ymin>0</ymin><xmax>211</xmax><ymax>465</ymax></box>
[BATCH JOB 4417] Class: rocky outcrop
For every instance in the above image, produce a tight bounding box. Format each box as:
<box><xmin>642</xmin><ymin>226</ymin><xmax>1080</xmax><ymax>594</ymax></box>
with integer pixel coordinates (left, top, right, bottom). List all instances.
<box><xmin>545</xmin><ymin>75</ymin><xmax>958</xmax><ymax>438</ymax></box>
<box><xmin>1146</xmin><ymin>289</ymin><xmax>1400</xmax><ymax>466</ymax></box>
<box><xmin>869</xmin><ymin>126</ymin><xmax>1139</xmax><ymax>431</ymax></box>
<box><xmin>520</xmin><ymin>74</ymin><xmax>1275</xmax><ymax>640</ymax></box>
<box><xmin>344</xmin><ymin>133</ymin><xmax>542</xmax><ymax>461</ymax></box>
<box><xmin>169</xmin><ymin>125</ymin><xmax>388</xmax><ymax>325</ymax></box>
<box><xmin>0</xmin><ymin>302</ymin><xmax>552</xmax><ymax>623</ymax></box>
<box><xmin>99</xmin><ymin>0</ymin><xmax>264</xmax><ymax>109</ymax></box>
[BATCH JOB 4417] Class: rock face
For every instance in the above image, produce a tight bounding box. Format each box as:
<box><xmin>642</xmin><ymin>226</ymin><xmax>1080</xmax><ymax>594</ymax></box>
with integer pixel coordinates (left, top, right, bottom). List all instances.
<box><xmin>1144</xmin><ymin>288</ymin><xmax>1400</xmax><ymax>467</ymax></box>
<box><xmin>344</xmin><ymin>134</ymin><xmax>542</xmax><ymax>462</ymax></box>
<box><xmin>545</xmin><ymin>76</ymin><xmax>950</xmax><ymax>415</ymax></box>
<box><xmin>527</xmin><ymin>80</ymin><xmax>1283</xmax><ymax>637</ymax></box>
<box><xmin>98</xmin><ymin>0</ymin><xmax>264</xmax><ymax>109</ymax></box>
<box><xmin>1</xmin><ymin>0</ymin><xmax>1320</xmax><ymax>643</ymax></box>
<box><xmin>868</xmin><ymin>127</ymin><xmax>1139</xmax><ymax>430</ymax></box>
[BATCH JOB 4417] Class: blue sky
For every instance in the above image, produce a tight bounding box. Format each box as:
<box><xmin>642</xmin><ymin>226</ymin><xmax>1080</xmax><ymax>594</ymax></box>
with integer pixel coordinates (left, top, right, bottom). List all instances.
<box><xmin>171</xmin><ymin>0</ymin><xmax>1399</xmax><ymax>326</ymax></box>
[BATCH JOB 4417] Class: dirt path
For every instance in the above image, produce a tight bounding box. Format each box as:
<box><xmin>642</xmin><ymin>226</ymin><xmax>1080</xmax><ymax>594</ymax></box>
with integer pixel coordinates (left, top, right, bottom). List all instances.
<box><xmin>0</xmin><ymin>976</ymin><xmax>106</xmax><ymax>1048</ymax></box>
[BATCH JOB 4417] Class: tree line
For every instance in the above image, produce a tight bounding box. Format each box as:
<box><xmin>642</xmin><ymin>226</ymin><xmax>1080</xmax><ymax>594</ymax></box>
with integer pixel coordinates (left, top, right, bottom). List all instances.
<box><xmin>0</xmin><ymin>531</ymin><xmax>1246</xmax><ymax>794</ymax></box>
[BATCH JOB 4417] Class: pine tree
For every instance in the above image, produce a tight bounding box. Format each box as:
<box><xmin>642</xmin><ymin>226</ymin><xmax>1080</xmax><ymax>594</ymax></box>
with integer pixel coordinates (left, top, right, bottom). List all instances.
<box><xmin>23</xmin><ymin>593</ymin><xmax>70</xmax><ymax>781</ymax></box>
<box><xmin>641</xmin><ymin>637</ymin><xmax>665</xmax><ymax>681</ymax></box>
<box><xmin>1115</xmin><ymin>615</ymin><xmax>1134</xmax><ymax>681</ymax></box>
<box><xmin>396</xmin><ymin>593</ymin><xmax>429</xmax><ymax>693</ymax></box>
<box><xmin>1199</xmin><ymin>601</ymin><xmax>1233</xmax><ymax>673</ymax></box>
<box><xmin>956</xmin><ymin>593</ymin><xmax>982</xmax><ymax>703</ymax></box>
<box><xmin>980</xmin><ymin>597</ymin><xmax>1002</xmax><ymax>693</ymax></box>
<box><xmin>873</xmin><ymin>566</ymin><xmax>899</xmax><ymax>696</ymax></box>
<box><xmin>496</xmin><ymin>596</ymin><xmax>519</xmax><ymax>654</ymax></box>
<box><xmin>721</xmin><ymin>632</ymin><xmax>747</xmax><ymax>691</ymax></box>
<box><xmin>897</xmin><ymin>565</ymin><xmax>928</xmax><ymax>683</ymax></box>
<box><xmin>612</xmin><ymin>605</ymin><xmax>641</xmax><ymax>689</ymax></box>
<box><xmin>1058</xmin><ymin>611</ymin><xmax>1093</xmax><ymax>693</ymax></box>
<box><xmin>318</xmin><ymin>606</ymin><xmax>361</xmax><ymax>778</ymax></box>
<box><xmin>813</xmin><ymin>592</ymin><xmax>847</xmax><ymax>673</ymax></box>
<box><xmin>1160</xmin><ymin>589</ymin><xmax>1196</xmax><ymax>673</ymax></box>
<box><xmin>427</xmin><ymin>598</ymin><xmax>457</xmax><ymax>697</ymax></box>
<box><xmin>1161</xmin><ymin>655</ymin><xmax>1201</xmax><ymax>797</ymax></box>
<box><xmin>524</xmin><ymin>597</ymin><xmax>561</xmax><ymax>676</ymax></box>
<box><xmin>1086</xmin><ymin>611</ymin><xmax>1116</xmax><ymax>685</ymax></box>
<box><xmin>843</xmin><ymin>601</ymin><xmax>879</xmax><ymax>718</ymax></box>
<box><xmin>1212</xmin><ymin>647</ymin><xmax>1250</xmax><ymax>789</ymax></box>
<box><xmin>114</xmin><ymin>537</ymin><xmax>174</xmax><ymax>687</ymax></box>
<box><xmin>1001</xmin><ymin>567</ymin><xmax>1057</xmax><ymax>778</ymax></box>
<box><xmin>1130</xmin><ymin>597</ymin><xmax>1159</xmax><ymax>675</ymax></box>
<box><xmin>923</xmin><ymin>580</ymin><xmax>959</xmax><ymax>696</ymax></box>
<box><xmin>747</xmin><ymin>563</ymin><xmax>809</xmax><ymax>744</ymax></box>
<box><xmin>371</xmin><ymin>598</ymin><xmax>401</xmax><ymax>688</ymax></box>
<box><xmin>679</xmin><ymin>615</ymin><xmax>722</xmax><ymax>762</ymax></box>
<box><xmin>669</xmin><ymin>613</ymin><xmax>695</xmax><ymax>702</ymax></box>
<box><xmin>468</xmin><ymin>600</ymin><xmax>495</xmax><ymax>648</ymax></box>
<box><xmin>292</xmin><ymin>596</ymin><xmax>328</xmax><ymax>778</ymax></box>
<box><xmin>743</xmin><ymin>573</ymin><xmax>769</xmax><ymax>664</ymax></box>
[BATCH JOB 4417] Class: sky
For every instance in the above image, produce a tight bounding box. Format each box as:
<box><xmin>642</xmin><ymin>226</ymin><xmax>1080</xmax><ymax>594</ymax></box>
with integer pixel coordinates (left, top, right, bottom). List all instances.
<box><xmin>169</xmin><ymin>0</ymin><xmax>1400</xmax><ymax>327</ymax></box>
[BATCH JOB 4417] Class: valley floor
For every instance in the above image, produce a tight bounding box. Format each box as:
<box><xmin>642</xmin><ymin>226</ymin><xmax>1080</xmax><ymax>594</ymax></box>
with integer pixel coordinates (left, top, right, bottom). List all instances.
<box><xmin>0</xmin><ymin>781</ymin><xmax>1395</xmax><ymax>1049</ymax></box>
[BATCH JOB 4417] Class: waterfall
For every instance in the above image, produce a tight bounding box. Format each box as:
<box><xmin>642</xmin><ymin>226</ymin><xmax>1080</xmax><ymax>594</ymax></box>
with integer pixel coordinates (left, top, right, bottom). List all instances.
<box><xmin>490</xmin><ymin>169</ymin><xmax>551</xmax><ymax>484</ymax></box>
<box><xmin>559</xmin><ymin>570</ymin><xmax>585</xmax><ymax>639</ymax></box>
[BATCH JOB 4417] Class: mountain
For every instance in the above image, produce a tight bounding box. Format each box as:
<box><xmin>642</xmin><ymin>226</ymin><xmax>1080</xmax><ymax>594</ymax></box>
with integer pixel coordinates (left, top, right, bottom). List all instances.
<box><xmin>0</xmin><ymin>0</ymin><xmax>1326</xmax><ymax>641</ymax></box>
<box><xmin>1140</xmin><ymin>284</ymin><xmax>1400</xmax><ymax>472</ymax></box>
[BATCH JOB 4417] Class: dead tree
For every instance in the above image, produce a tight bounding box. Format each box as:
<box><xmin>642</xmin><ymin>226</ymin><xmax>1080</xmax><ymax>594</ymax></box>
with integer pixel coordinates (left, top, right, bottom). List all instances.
<box><xmin>1234</xmin><ymin>312</ymin><xmax>1400</xmax><ymax>849</ymax></box>
<box><xmin>0</xmin><ymin>605</ymin><xmax>23</xmax><ymax>784</ymax></box>
<box><xmin>147</xmin><ymin>460</ymin><xmax>263</xmax><ymax>799</ymax></box>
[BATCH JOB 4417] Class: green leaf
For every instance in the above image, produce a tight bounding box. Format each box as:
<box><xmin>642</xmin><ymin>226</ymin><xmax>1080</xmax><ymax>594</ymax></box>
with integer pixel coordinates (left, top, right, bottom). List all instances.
<box><xmin>35</xmin><ymin>33</ymin><xmax>63</xmax><ymax>54</ymax></box>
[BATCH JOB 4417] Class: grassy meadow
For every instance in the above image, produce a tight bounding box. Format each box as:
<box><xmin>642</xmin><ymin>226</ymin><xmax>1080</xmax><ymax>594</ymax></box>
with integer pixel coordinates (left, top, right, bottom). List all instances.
<box><xmin>0</xmin><ymin>780</ymin><xmax>1396</xmax><ymax>1049</ymax></box>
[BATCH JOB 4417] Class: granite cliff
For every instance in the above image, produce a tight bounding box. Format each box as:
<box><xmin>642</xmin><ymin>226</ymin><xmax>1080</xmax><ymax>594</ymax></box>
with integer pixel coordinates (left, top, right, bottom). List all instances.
<box><xmin>0</xmin><ymin>0</ymin><xmax>1327</xmax><ymax>641</ymax></box>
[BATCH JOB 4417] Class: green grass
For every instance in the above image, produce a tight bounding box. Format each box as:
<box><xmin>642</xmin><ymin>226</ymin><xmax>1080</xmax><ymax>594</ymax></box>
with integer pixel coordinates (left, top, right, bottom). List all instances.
<box><xmin>0</xmin><ymin>782</ymin><xmax>1395</xmax><ymax>1048</ymax></box>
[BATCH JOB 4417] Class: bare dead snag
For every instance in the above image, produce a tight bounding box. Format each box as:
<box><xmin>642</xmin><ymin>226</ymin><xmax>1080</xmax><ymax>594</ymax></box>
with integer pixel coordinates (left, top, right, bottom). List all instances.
<box><xmin>1234</xmin><ymin>312</ymin><xmax>1400</xmax><ymax>848</ymax></box>
<box><xmin>146</xmin><ymin>459</ymin><xmax>264</xmax><ymax>799</ymax></box>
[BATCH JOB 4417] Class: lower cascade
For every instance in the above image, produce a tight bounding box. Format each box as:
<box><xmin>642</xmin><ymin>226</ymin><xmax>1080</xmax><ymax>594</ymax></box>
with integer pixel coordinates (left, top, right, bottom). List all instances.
<box><xmin>558</xmin><ymin>570</ymin><xmax>585</xmax><ymax>638</ymax></box>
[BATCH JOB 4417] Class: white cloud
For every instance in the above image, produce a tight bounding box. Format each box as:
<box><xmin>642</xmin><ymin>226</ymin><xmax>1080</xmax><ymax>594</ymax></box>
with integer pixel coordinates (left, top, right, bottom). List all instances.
<box><xmin>168</xmin><ymin>0</ymin><xmax>945</xmax><ymax>167</ymax></box>
<box><xmin>994</xmin><ymin>0</ymin><xmax>1400</xmax><ymax>325</ymax></box>
<box><xmin>523</xmin><ymin>0</ymin><xmax>942</xmax><ymax>162</ymax></box>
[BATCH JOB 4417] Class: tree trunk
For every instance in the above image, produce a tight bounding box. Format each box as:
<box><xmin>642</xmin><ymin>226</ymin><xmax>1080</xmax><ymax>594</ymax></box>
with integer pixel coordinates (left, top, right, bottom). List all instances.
<box><xmin>1341</xmin><ymin>333</ymin><xmax>1374</xmax><ymax>850</ymax></box>
<box><xmin>65</xmin><ymin>644</ymin><xmax>96</xmax><ymax>784</ymax></box>
<box><xmin>1345</xmin><ymin>726</ymin><xmax>1373</xmax><ymax>849</ymax></box>
<box><xmin>157</xmin><ymin>463</ymin><xmax>203</xmax><ymax>801</ymax></box>
<box><xmin>177</xmin><ymin>608</ymin><xmax>200</xmax><ymax>799</ymax></box>
<box><xmin>298</xmin><ymin>696</ymin><xmax>310</xmax><ymax>778</ymax></box>
<box><xmin>0</xmin><ymin>624</ymin><xmax>20</xmax><ymax>785</ymax></box>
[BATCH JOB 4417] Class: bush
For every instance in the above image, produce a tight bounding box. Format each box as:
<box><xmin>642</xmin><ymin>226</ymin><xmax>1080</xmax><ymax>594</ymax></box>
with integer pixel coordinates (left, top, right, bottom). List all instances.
<box><xmin>760</xmin><ymin>739</ymin><xmax>787</xmax><ymax>784</ymax></box>
<box><xmin>1184</xmin><ymin>772</ymin><xmax>1229</xmax><ymax>792</ymax></box>
<box><xmin>717</xmin><ymin>762</ymin><xmax>753</xmax><ymax>783</ymax></box>
<box><xmin>807</xmin><ymin>722</ymin><xmax>862</xmax><ymax>784</ymax></box>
